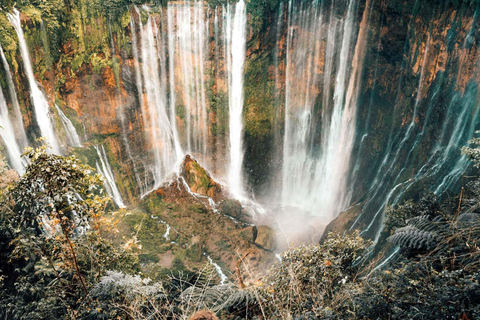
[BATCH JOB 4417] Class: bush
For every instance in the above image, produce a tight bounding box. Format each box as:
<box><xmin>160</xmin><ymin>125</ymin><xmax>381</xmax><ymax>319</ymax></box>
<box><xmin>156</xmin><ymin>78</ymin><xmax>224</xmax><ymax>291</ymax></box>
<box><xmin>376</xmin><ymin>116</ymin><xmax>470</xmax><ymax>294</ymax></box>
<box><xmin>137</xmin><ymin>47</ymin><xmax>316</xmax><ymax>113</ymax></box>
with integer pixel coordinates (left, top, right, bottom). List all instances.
<box><xmin>260</xmin><ymin>231</ymin><xmax>370</xmax><ymax>318</ymax></box>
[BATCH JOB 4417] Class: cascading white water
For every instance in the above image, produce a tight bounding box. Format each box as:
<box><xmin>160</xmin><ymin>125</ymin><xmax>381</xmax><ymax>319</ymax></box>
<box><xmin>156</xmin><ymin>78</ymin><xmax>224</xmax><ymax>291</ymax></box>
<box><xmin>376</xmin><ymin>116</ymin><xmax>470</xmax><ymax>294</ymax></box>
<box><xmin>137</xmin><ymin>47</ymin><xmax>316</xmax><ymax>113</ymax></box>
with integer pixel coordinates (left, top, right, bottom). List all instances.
<box><xmin>95</xmin><ymin>145</ymin><xmax>125</xmax><ymax>208</ymax></box>
<box><xmin>0</xmin><ymin>43</ymin><xmax>27</xmax><ymax>148</ymax></box>
<box><xmin>0</xmin><ymin>43</ymin><xmax>27</xmax><ymax>173</ymax></box>
<box><xmin>347</xmin><ymin>4</ymin><xmax>480</xmax><ymax>242</ymax></box>
<box><xmin>170</xmin><ymin>2</ymin><xmax>209</xmax><ymax>157</ymax></box>
<box><xmin>225</xmin><ymin>0</ymin><xmax>247</xmax><ymax>199</ymax></box>
<box><xmin>131</xmin><ymin>3</ymin><xmax>246</xmax><ymax>195</ymax></box>
<box><xmin>7</xmin><ymin>9</ymin><xmax>60</xmax><ymax>154</ymax></box>
<box><xmin>133</xmin><ymin>8</ymin><xmax>182</xmax><ymax>187</ymax></box>
<box><xmin>281</xmin><ymin>0</ymin><xmax>366</xmax><ymax>220</ymax></box>
<box><xmin>0</xmin><ymin>84</ymin><xmax>26</xmax><ymax>173</ymax></box>
<box><xmin>55</xmin><ymin>105</ymin><xmax>82</xmax><ymax>148</ymax></box>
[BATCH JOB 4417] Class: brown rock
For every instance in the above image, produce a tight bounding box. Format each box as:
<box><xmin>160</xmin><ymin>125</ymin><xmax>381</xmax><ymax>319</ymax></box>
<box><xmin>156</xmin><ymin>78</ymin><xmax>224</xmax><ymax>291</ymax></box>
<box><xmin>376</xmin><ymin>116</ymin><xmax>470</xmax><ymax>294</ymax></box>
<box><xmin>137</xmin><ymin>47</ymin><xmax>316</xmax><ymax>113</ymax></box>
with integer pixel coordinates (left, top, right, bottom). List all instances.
<box><xmin>320</xmin><ymin>203</ymin><xmax>364</xmax><ymax>243</ymax></box>
<box><xmin>255</xmin><ymin>225</ymin><xmax>276</xmax><ymax>251</ymax></box>
<box><xmin>238</xmin><ymin>225</ymin><xmax>258</xmax><ymax>243</ymax></box>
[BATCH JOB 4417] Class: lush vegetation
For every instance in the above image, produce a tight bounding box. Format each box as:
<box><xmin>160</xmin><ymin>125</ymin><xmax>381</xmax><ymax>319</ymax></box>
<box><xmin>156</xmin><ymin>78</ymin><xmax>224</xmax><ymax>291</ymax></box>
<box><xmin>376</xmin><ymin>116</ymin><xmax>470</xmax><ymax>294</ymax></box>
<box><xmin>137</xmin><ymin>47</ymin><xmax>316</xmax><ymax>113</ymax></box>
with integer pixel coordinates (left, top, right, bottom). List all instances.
<box><xmin>1</xmin><ymin>132</ymin><xmax>478</xmax><ymax>319</ymax></box>
<box><xmin>1</xmin><ymin>139</ymin><xmax>479</xmax><ymax>319</ymax></box>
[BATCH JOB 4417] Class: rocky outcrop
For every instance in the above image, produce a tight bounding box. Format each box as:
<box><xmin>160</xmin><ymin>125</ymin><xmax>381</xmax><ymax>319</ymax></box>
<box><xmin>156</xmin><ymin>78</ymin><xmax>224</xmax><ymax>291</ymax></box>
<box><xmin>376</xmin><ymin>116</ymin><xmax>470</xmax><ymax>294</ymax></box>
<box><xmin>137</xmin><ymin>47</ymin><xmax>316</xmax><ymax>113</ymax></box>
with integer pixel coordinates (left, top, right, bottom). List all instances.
<box><xmin>136</xmin><ymin>157</ymin><xmax>276</xmax><ymax>280</ymax></box>
<box><xmin>180</xmin><ymin>155</ymin><xmax>222</xmax><ymax>201</ymax></box>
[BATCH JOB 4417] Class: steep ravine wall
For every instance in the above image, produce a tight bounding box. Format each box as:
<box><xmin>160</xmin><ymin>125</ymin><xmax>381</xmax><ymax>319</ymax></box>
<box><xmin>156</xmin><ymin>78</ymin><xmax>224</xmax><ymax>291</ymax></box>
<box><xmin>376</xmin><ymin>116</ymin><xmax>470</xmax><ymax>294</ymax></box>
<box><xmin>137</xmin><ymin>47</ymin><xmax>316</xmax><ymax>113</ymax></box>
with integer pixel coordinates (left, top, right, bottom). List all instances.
<box><xmin>0</xmin><ymin>0</ymin><xmax>479</xmax><ymax>242</ymax></box>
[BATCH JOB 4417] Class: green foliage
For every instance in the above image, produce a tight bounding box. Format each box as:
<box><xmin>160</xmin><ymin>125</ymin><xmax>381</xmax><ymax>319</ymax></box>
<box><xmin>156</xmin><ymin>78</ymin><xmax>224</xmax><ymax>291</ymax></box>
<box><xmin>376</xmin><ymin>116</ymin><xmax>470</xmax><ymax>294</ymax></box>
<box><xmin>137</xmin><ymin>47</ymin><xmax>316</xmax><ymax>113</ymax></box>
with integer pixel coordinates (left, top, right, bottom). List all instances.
<box><xmin>86</xmin><ymin>270</ymin><xmax>169</xmax><ymax>319</ymax></box>
<box><xmin>463</xmin><ymin>130</ymin><xmax>480</xmax><ymax>168</ymax></box>
<box><xmin>0</xmin><ymin>144</ymin><xmax>139</xmax><ymax>319</ymax></box>
<box><xmin>384</xmin><ymin>193</ymin><xmax>440</xmax><ymax>232</ymax></box>
<box><xmin>388</xmin><ymin>215</ymin><xmax>447</xmax><ymax>251</ymax></box>
<box><xmin>246</xmin><ymin>0</ymin><xmax>282</xmax><ymax>36</ymax></box>
<box><xmin>8</xmin><ymin>143</ymin><xmax>103</xmax><ymax>242</ymax></box>
<box><xmin>352</xmin><ymin>261</ymin><xmax>480</xmax><ymax>320</ymax></box>
<box><xmin>90</xmin><ymin>52</ymin><xmax>112</xmax><ymax>74</ymax></box>
<box><xmin>260</xmin><ymin>231</ymin><xmax>370</xmax><ymax>317</ymax></box>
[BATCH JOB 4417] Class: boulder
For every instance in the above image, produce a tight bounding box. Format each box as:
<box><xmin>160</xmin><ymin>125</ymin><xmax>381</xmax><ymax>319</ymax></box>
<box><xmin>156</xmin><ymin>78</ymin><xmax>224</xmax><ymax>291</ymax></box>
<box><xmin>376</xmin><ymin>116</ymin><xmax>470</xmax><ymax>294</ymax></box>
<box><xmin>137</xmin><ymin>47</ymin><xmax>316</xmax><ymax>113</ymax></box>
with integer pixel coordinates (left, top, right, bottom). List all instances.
<box><xmin>238</xmin><ymin>225</ymin><xmax>258</xmax><ymax>243</ymax></box>
<box><xmin>320</xmin><ymin>203</ymin><xmax>364</xmax><ymax>243</ymax></box>
<box><xmin>219</xmin><ymin>199</ymin><xmax>252</xmax><ymax>223</ymax></box>
<box><xmin>255</xmin><ymin>225</ymin><xmax>276</xmax><ymax>251</ymax></box>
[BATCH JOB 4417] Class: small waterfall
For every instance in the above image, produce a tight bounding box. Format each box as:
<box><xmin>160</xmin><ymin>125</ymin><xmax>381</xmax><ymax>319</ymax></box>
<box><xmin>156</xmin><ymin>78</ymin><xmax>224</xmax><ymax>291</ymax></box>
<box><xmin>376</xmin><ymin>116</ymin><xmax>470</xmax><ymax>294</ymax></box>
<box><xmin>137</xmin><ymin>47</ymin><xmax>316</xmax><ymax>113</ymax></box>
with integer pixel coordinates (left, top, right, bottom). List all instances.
<box><xmin>0</xmin><ymin>43</ymin><xmax>27</xmax><ymax>148</ymax></box>
<box><xmin>95</xmin><ymin>145</ymin><xmax>125</xmax><ymax>208</ymax></box>
<box><xmin>7</xmin><ymin>9</ymin><xmax>60</xmax><ymax>154</ymax></box>
<box><xmin>0</xmin><ymin>43</ymin><xmax>27</xmax><ymax>173</ymax></box>
<box><xmin>0</xmin><ymin>86</ymin><xmax>26</xmax><ymax>173</ymax></box>
<box><xmin>206</xmin><ymin>254</ymin><xmax>228</xmax><ymax>284</ymax></box>
<box><xmin>225</xmin><ymin>0</ymin><xmax>247</xmax><ymax>199</ymax></box>
<box><xmin>55</xmin><ymin>105</ymin><xmax>82</xmax><ymax>147</ymax></box>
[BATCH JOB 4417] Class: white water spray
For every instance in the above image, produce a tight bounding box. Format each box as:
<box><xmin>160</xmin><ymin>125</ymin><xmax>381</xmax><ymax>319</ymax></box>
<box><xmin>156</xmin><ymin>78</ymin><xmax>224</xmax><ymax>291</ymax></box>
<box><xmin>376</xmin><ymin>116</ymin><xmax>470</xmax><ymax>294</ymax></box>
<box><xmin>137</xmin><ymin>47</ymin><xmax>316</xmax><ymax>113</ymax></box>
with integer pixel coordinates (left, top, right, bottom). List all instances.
<box><xmin>95</xmin><ymin>145</ymin><xmax>125</xmax><ymax>208</ymax></box>
<box><xmin>0</xmin><ymin>86</ymin><xmax>26</xmax><ymax>173</ymax></box>
<box><xmin>8</xmin><ymin>9</ymin><xmax>60</xmax><ymax>154</ymax></box>
<box><xmin>55</xmin><ymin>105</ymin><xmax>82</xmax><ymax>147</ymax></box>
<box><xmin>226</xmin><ymin>0</ymin><xmax>247</xmax><ymax>199</ymax></box>
<box><xmin>0</xmin><ymin>43</ymin><xmax>27</xmax><ymax>148</ymax></box>
<box><xmin>281</xmin><ymin>0</ymin><xmax>367</xmax><ymax>220</ymax></box>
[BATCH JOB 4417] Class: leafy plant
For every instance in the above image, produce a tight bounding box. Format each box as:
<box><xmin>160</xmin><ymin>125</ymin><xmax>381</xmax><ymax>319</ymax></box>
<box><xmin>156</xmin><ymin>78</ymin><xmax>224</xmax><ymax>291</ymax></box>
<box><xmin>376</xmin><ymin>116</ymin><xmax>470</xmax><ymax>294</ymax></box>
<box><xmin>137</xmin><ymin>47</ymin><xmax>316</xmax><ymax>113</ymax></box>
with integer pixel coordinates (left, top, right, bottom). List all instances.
<box><xmin>260</xmin><ymin>231</ymin><xmax>370</xmax><ymax>318</ymax></box>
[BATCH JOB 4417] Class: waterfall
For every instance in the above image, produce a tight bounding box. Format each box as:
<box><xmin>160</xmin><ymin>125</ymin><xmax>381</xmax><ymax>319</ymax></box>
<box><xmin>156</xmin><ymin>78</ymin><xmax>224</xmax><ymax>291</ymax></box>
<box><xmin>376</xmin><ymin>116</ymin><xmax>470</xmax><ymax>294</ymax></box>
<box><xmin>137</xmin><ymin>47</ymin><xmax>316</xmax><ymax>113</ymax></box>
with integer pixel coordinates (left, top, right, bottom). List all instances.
<box><xmin>0</xmin><ymin>43</ymin><xmax>27</xmax><ymax>148</ymax></box>
<box><xmin>206</xmin><ymin>254</ymin><xmax>228</xmax><ymax>284</ymax></box>
<box><xmin>225</xmin><ymin>0</ymin><xmax>247</xmax><ymax>199</ymax></box>
<box><xmin>0</xmin><ymin>43</ymin><xmax>27</xmax><ymax>173</ymax></box>
<box><xmin>347</xmin><ymin>3</ymin><xmax>480</xmax><ymax>242</ymax></box>
<box><xmin>55</xmin><ymin>105</ymin><xmax>82</xmax><ymax>147</ymax></box>
<box><xmin>132</xmin><ymin>8</ymin><xmax>182</xmax><ymax>187</ymax></box>
<box><xmin>0</xmin><ymin>85</ymin><xmax>26</xmax><ymax>173</ymax></box>
<box><xmin>95</xmin><ymin>145</ymin><xmax>125</xmax><ymax>208</ymax></box>
<box><xmin>281</xmin><ymin>0</ymin><xmax>367</xmax><ymax>220</ymax></box>
<box><xmin>132</xmin><ymin>3</ymin><xmax>243</xmax><ymax>194</ymax></box>
<box><xmin>7</xmin><ymin>9</ymin><xmax>60</xmax><ymax>154</ymax></box>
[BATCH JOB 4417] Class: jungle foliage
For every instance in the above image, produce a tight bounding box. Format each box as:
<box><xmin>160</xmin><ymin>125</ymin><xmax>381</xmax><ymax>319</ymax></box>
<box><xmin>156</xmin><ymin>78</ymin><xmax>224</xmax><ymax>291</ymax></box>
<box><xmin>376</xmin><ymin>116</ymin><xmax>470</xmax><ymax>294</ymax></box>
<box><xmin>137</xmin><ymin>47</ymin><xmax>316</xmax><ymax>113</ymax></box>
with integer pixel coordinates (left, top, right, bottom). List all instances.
<box><xmin>0</xmin><ymin>137</ymin><xmax>479</xmax><ymax>319</ymax></box>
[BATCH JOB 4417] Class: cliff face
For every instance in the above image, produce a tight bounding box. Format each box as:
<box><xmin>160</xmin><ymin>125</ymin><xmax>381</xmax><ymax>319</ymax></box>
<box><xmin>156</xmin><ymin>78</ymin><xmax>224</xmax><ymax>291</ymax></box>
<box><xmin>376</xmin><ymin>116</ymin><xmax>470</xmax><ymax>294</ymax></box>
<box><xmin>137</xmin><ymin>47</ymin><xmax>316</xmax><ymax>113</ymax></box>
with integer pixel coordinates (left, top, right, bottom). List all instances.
<box><xmin>0</xmin><ymin>0</ymin><xmax>479</xmax><ymax>241</ymax></box>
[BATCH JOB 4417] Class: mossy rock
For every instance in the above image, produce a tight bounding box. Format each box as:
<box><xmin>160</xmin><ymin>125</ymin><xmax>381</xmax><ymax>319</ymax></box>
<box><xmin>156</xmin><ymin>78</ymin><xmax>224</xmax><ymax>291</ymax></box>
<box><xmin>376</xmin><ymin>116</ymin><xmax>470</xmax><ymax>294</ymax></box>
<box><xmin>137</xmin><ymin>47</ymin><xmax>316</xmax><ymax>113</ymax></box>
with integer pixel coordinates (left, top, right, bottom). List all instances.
<box><xmin>181</xmin><ymin>155</ymin><xmax>221</xmax><ymax>199</ymax></box>
<box><xmin>189</xmin><ymin>203</ymin><xmax>208</xmax><ymax>214</ymax></box>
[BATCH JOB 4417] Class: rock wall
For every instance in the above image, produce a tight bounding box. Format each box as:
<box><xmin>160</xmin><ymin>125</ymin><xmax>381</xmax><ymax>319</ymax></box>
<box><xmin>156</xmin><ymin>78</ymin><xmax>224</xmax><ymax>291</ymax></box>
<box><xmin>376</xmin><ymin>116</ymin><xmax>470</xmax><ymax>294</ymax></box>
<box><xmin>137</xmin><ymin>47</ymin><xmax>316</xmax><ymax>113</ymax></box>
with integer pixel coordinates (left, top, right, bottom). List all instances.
<box><xmin>0</xmin><ymin>0</ymin><xmax>479</xmax><ymax>241</ymax></box>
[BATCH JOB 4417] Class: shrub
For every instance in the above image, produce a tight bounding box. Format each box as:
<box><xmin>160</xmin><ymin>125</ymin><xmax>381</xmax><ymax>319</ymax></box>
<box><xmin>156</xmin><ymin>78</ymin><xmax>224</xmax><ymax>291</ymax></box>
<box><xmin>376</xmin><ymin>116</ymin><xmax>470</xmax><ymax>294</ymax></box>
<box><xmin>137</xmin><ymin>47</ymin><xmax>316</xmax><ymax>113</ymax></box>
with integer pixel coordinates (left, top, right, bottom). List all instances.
<box><xmin>260</xmin><ymin>231</ymin><xmax>370</xmax><ymax>318</ymax></box>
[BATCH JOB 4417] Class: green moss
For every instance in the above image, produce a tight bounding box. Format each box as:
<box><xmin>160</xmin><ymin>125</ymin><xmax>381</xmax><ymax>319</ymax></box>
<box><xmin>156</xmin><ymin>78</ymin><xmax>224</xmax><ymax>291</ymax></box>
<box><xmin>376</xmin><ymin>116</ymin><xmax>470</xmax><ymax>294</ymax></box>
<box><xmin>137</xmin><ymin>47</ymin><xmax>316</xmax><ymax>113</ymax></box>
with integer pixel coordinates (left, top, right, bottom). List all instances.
<box><xmin>71</xmin><ymin>53</ymin><xmax>85</xmax><ymax>71</ymax></box>
<box><xmin>176</xmin><ymin>104</ymin><xmax>186</xmax><ymax>120</ymax></box>
<box><xmin>145</xmin><ymin>193</ymin><xmax>165</xmax><ymax>214</ymax></box>
<box><xmin>172</xmin><ymin>256</ymin><xmax>186</xmax><ymax>271</ymax></box>
<box><xmin>90</xmin><ymin>52</ymin><xmax>111</xmax><ymax>74</ymax></box>
<box><xmin>139</xmin><ymin>253</ymin><xmax>159</xmax><ymax>263</ymax></box>
<box><xmin>210</xmin><ymin>91</ymin><xmax>228</xmax><ymax>136</ymax></box>
<box><xmin>189</xmin><ymin>204</ymin><xmax>207</xmax><ymax>214</ymax></box>
<box><xmin>122</xmin><ymin>209</ymin><xmax>166</xmax><ymax>256</ymax></box>
<box><xmin>244</xmin><ymin>55</ymin><xmax>274</xmax><ymax>139</ymax></box>
<box><xmin>71</xmin><ymin>146</ymin><xmax>99</xmax><ymax>169</ymax></box>
<box><xmin>189</xmin><ymin>161</ymin><xmax>214</xmax><ymax>191</ymax></box>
